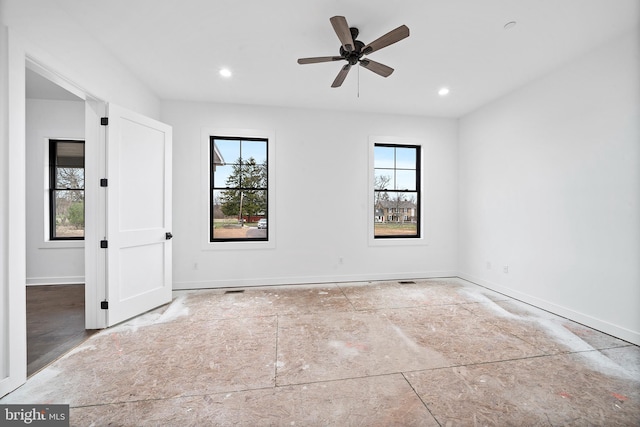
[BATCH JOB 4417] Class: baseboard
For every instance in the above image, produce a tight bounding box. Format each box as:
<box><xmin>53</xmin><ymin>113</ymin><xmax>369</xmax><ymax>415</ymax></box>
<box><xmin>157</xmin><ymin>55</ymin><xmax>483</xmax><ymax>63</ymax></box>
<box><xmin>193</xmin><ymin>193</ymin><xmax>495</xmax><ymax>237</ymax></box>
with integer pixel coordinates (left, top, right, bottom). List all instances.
<box><xmin>26</xmin><ymin>276</ymin><xmax>84</xmax><ymax>286</ymax></box>
<box><xmin>457</xmin><ymin>273</ymin><xmax>640</xmax><ymax>346</ymax></box>
<box><xmin>173</xmin><ymin>270</ymin><xmax>458</xmax><ymax>290</ymax></box>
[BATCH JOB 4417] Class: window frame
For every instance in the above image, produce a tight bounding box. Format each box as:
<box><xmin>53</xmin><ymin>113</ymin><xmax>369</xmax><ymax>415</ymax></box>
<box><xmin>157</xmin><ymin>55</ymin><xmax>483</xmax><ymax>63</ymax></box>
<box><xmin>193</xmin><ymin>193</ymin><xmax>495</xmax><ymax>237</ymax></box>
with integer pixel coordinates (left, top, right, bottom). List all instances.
<box><xmin>48</xmin><ymin>138</ymin><xmax>85</xmax><ymax>241</ymax></box>
<box><xmin>201</xmin><ymin>128</ymin><xmax>276</xmax><ymax>251</ymax></box>
<box><xmin>368</xmin><ymin>136</ymin><xmax>426</xmax><ymax>246</ymax></box>
<box><xmin>209</xmin><ymin>136</ymin><xmax>269</xmax><ymax>243</ymax></box>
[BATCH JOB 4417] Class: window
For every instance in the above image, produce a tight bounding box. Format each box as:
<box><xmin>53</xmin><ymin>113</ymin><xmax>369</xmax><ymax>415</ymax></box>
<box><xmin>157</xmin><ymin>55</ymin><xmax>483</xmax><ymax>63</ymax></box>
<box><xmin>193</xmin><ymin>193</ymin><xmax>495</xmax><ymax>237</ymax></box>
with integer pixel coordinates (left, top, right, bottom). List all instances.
<box><xmin>373</xmin><ymin>144</ymin><xmax>420</xmax><ymax>238</ymax></box>
<box><xmin>210</xmin><ymin>136</ymin><xmax>268</xmax><ymax>241</ymax></box>
<box><xmin>49</xmin><ymin>139</ymin><xmax>85</xmax><ymax>240</ymax></box>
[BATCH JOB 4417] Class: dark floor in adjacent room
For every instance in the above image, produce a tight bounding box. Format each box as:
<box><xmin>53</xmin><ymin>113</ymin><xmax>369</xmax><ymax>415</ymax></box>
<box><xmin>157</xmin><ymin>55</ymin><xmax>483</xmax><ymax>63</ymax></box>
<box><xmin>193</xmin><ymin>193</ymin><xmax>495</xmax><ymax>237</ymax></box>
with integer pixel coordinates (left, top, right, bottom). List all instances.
<box><xmin>27</xmin><ymin>284</ymin><xmax>96</xmax><ymax>376</ymax></box>
<box><xmin>6</xmin><ymin>279</ymin><xmax>640</xmax><ymax>426</ymax></box>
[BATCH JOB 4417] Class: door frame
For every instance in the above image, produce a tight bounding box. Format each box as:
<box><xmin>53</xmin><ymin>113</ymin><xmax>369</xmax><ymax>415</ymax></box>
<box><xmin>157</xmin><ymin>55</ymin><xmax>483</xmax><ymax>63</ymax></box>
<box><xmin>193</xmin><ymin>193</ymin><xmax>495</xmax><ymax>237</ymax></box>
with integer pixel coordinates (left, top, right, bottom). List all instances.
<box><xmin>25</xmin><ymin>58</ymin><xmax>107</xmax><ymax>330</ymax></box>
<box><xmin>0</xmin><ymin>25</ymin><xmax>27</xmax><ymax>398</ymax></box>
<box><xmin>0</xmin><ymin>39</ymin><xmax>107</xmax><ymax>397</ymax></box>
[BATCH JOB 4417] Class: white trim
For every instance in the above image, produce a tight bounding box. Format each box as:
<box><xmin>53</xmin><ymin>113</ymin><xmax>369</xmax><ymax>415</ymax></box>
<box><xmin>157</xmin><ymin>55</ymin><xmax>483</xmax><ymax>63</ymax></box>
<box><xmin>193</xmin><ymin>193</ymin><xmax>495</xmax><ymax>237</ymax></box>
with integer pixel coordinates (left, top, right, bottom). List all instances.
<box><xmin>0</xmin><ymin>25</ymin><xmax>8</xmax><ymax>394</ymax></box>
<box><xmin>201</xmin><ymin>127</ymin><xmax>276</xmax><ymax>251</ymax></box>
<box><xmin>38</xmin><ymin>240</ymin><xmax>84</xmax><ymax>249</ymax></box>
<box><xmin>26</xmin><ymin>276</ymin><xmax>84</xmax><ymax>285</ymax></box>
<box><xmin>368</xmin><ymin>135</ymin><xmax>427</xmax><ymax>247</ymax></box>
<box><xmin>0</xmin><ymin>26</ymin><xmax>27</xmax><ymax>398</ymax></box>
<box><xmin>83</xmin><ymin>97</ymin><xmax>107</xmax><ymax>329</ymax></box>
<box><xmin>26</xmin><ymin>62</ymin><xmax>106</xmax><ymax>333</ymax></box>
<box><xmin>25</xmin><ymin>59</ymin><xmax>106</xmax><ymax>331</ymax></box>
<box><xmin>174</xmin><ymin>271</ymin><xmax>459</xmax><ymax>290</ymax></box>
<box><xmin>26</xmin><ymin>59</ymin><xmax>92</xmax><ymax>102</ymax></box>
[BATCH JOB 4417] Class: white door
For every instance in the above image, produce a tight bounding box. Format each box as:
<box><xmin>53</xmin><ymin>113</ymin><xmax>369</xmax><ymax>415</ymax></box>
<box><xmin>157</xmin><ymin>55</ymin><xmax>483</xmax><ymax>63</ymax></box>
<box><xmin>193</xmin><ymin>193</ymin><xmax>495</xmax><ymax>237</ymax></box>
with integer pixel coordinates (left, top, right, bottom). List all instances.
<box><xmin>104</xmin><ymin>104</ymin><xmax>172</xmax><ymax>326</ymax></box>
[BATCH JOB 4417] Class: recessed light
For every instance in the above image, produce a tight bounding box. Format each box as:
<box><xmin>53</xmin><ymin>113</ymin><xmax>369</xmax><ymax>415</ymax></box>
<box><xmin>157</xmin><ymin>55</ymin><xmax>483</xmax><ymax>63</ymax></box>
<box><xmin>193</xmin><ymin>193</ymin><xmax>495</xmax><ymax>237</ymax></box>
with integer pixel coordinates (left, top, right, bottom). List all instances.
<box><xmin>438</xmin><ymin>87</ymin><xmax>450</xmax><ymax>96</ymax></box>
<box><xmin>504</xmin><ymin>21</ymin><xmax>517</xmax><ymax>30</ymax></box>
<box><xmin>219</xmin><ymin>68</ymin><xmax>232</xmax><ymax>78</ymax></box>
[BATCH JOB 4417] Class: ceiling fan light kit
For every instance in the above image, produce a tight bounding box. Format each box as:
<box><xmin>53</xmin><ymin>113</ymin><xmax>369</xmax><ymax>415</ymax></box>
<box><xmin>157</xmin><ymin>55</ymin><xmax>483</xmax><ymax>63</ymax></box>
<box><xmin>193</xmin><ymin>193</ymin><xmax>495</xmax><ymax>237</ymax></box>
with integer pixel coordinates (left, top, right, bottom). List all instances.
<box><xmin>297</xmin><ymin>16</ymin><xmax>410</xmax><ymax>88</ymax></box>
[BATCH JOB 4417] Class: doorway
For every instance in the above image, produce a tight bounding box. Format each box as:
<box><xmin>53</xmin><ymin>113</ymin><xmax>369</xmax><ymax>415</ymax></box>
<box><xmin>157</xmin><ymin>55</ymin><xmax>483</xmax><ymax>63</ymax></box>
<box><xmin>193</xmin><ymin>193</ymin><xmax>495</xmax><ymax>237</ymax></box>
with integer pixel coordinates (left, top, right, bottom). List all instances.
<box><xmin>24</xmin><ymin>67</ymin><xmax>92</xmax><ymax>376</ymax></box>
<box><xmin>4</xmin><ymin>53</ymin><xmax>172</xmax><ymax>397</ymax></box>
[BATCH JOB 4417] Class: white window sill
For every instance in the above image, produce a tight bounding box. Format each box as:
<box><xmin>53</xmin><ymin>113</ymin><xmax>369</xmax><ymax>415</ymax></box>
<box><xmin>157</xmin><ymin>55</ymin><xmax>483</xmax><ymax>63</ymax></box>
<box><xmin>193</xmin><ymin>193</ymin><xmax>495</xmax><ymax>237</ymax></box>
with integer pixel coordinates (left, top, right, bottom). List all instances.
<box><xmin>368</xmin><ymin>236</ymin><xmax>428</xmax><ymax>247</ymax></box>
<box><xmin>202</xmin><ymin>239</ymin><xmax>276</xmax><ymax>251</ymax></box>
<box><xmin>39</xmin><ymin>240</ymin><xmax>85</xmax><ymax>249</ymax></box>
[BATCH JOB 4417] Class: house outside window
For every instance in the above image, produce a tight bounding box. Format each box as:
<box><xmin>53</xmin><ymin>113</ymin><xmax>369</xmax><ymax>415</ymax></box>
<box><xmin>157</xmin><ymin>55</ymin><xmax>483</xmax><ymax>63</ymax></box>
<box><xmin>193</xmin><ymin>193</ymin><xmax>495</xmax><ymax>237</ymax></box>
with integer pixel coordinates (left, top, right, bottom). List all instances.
<box><xmin>210</xmin><ymin>136</ymin><xmax>268</xmax><ymax>242</ymax></box>
<box><xmin>49</xmin><ymin>139</ymin><xmax>85</xmax><ymax>240</ymax></box>
<box><xmin>373</xmin><ymin>143</ymin><xmax>420</xmax><ymax>238</ymax></box>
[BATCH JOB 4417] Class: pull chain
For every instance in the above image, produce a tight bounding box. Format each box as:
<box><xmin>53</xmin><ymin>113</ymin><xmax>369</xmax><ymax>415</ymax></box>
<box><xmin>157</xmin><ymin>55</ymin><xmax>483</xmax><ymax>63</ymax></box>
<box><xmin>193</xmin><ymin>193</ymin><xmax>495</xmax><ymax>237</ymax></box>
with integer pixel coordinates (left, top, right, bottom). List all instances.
<box><xmin>357</xmin><ymin>64</ymin><xmax>360</xmax><ymax>98</ymax></box>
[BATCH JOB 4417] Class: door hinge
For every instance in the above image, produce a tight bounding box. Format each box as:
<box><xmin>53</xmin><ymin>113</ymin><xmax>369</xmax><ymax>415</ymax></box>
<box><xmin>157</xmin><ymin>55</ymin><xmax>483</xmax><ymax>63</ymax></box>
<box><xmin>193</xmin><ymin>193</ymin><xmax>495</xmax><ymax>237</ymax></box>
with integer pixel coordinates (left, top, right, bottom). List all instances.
<box><xmin>100</xmin><ymin>178</ymin><xmax>108</xmax><ymax>187</ymax></box>
<box><xmin>101</xmin><ymin>117</ymin><xmax>109</xmax><ymax>126</ymax></box>
<box><xmin>100</xmin><ymin>240</ymin><xmax>108</xmax><ymax>248</ymax></box>
<box><xmin>101</xmin><ymin>301</ymin><xmax>109</xmax><ymax>310</ymax></box>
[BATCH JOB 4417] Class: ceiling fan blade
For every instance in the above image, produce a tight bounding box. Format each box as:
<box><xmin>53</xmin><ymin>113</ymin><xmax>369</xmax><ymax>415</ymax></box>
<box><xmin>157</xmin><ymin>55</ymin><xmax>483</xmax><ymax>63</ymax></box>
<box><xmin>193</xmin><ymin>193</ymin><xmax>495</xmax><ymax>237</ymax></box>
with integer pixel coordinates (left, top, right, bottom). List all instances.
<box><xmin>359</xmin><ymin>59</ymin><xmax>394</xmax><ymax>77</ymax></box>
<box><xmin>362</xmin><ymin>25</ymin><xmax>410</xmax><ymax>55</ymax></box>
<box><xmin>298</xmin><ymin>56</ymin><xmax>344</xmax><ymax>65</ymax></box>
<box><xmin>330</xmin><ymin>16</ymin><xmax>355</xmax><ymax>52</ymax></box>
<box><xmin>331</xmin><ymin>63</ymin><xmax>351</xmax><ymax>88</ymax></box>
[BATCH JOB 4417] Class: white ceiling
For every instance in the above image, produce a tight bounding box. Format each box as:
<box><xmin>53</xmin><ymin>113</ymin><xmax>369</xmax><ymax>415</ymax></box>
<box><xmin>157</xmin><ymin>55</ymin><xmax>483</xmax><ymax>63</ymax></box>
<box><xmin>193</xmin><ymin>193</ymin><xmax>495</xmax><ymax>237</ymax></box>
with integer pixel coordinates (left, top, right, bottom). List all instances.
<box><xmin>32</xmin><ymin>0</ymin><xmax>640</xmax><ymax>117</ymax></box>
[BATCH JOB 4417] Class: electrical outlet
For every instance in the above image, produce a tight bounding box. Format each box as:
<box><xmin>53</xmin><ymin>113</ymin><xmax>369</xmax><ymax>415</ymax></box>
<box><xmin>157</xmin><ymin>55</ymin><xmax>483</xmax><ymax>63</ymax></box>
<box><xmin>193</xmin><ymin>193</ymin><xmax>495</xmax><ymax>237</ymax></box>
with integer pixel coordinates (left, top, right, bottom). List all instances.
<box><xmin>503</xmin><ymin>265</ymin><xmax>509</xmax><ymax>273</ymax></box>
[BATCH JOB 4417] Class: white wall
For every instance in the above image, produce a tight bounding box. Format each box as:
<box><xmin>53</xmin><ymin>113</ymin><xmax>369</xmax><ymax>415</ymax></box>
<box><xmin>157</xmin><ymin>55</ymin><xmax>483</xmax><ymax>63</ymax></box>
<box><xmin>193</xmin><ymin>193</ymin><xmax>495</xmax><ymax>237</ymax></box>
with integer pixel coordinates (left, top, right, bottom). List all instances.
<box><xmin>162</xmin><ymin>101</ymin><xmax>458</xmax><ymax>289</ymax></box>
<box><xmin>25</xmin><ymin>98</ymin><xmax>85</xmax><ymax>285</ymax></box>
<box><xmin>458</xmin><ymin>29</ymin><xmax>640</xmax><ymax>345</ymax></box>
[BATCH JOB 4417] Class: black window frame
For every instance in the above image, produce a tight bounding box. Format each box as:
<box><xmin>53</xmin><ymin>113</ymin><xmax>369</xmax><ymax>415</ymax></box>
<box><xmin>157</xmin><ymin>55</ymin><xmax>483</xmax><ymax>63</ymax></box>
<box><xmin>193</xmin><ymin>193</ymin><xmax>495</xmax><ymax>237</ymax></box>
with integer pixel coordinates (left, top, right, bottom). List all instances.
<box><xmin>49</xmin><ymin>139</ymin><xmax>85</xmax><ymax>241</ymax></box>
<box><xmin>373</xmin><ymin>143</ymin><xmax>421</xmax><ymax>239</ymax></box>
<box><xmin>210</xmin><ymin>136</ymin><xmax>269</xmax><ymax>242</ymax></box>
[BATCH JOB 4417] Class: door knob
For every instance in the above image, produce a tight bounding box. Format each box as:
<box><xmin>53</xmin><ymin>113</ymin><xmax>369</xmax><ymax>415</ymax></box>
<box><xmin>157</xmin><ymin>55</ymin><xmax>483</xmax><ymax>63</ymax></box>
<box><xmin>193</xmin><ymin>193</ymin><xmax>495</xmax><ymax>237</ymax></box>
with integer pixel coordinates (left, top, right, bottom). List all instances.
<box><xmin>165</xmin><ymin>232</ymin><xmax>173</xmax><ymax>240</ymax></box>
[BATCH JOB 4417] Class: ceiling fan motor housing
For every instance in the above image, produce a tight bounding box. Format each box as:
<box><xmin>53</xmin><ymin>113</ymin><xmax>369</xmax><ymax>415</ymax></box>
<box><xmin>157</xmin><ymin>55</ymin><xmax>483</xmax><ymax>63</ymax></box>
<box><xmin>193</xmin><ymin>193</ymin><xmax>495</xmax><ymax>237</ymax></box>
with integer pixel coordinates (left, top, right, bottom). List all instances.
<box><xmin>340</xmin><ymin>31</ymin><xmax>365</xmax><ymax>65</ymax></box>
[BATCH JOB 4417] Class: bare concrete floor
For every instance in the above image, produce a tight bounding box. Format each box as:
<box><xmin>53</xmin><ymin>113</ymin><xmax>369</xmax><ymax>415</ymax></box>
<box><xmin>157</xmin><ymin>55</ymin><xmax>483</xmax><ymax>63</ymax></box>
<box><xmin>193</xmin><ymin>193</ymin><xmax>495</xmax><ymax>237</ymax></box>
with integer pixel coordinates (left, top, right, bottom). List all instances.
<box><xmin>3</xmin><ymin>278</ymin><xmax>639</xmax><ymax>426</ymax></box>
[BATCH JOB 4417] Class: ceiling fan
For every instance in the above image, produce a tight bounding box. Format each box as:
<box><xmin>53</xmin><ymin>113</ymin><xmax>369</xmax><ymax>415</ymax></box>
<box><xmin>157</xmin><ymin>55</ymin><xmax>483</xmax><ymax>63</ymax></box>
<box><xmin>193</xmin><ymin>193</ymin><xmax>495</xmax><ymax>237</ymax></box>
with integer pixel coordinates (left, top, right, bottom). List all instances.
<box><xmin>297</xmin><ymin>16</ymin><xmax>410</xmax><ymax>88</ymax></box>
